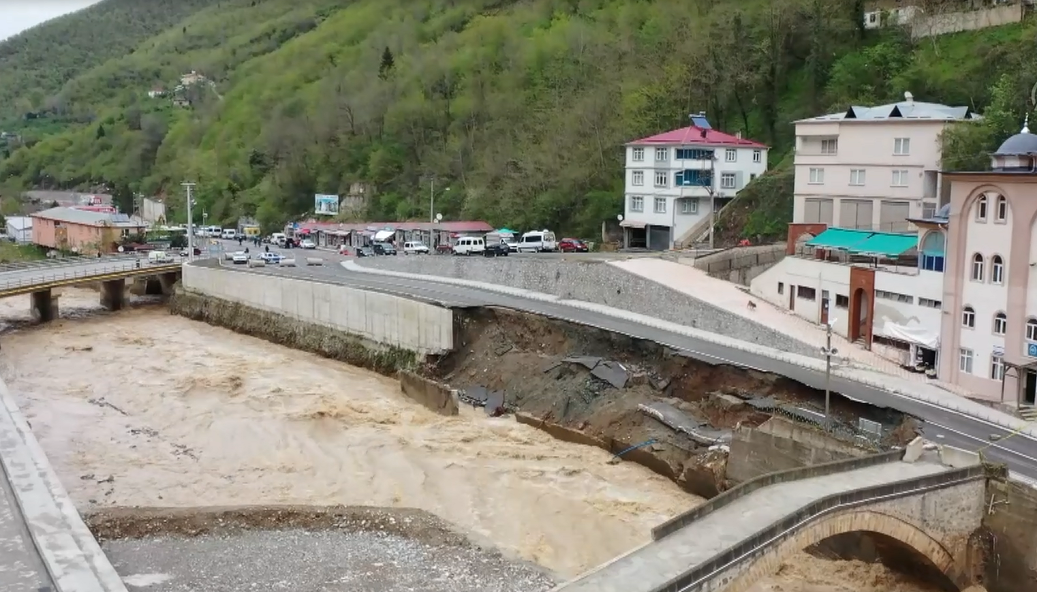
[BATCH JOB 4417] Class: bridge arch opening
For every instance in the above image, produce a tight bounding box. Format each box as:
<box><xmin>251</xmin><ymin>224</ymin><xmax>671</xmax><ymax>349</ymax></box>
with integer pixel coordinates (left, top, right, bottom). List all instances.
<box><xmin>725</xmin><ymin>511</ymin><xmax>966</xmax><ymax>592</ymax></box>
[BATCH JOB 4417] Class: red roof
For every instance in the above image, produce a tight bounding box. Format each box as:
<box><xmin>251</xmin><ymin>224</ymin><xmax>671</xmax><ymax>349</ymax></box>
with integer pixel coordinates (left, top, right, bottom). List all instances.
<box><xmin>628</xmin><ymin>126</ymin><xmax>767</xmax><ymax>149</ymax></box>
<box><xmin>293</xmin><ymin>220</ymin><xmax>494</xmax><ymax>233</ymax></box>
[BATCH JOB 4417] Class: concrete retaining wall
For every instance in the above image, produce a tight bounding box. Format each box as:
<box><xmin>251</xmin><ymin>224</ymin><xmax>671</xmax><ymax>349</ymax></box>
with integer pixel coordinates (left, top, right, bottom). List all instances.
<box><xmin>182</xmin><ymin>264</ymin><xmax>453</xmax><ymax>354</ymax></box>
<box><xmin>726</xmin><ymin>417</ymin><xmax>870</xmax><ymax>483</ymax></box>
<box><xmin>398</xmin><ymin>372</ymin><xmax>458</xmax><ymax>416</ymax></box>
<box><xmin>692</xmin><ymin>244</ymin><xmax>786</xmax><ymax>286</ymax></box>
<box><xmin>984</xmin><ymin>479</ymin><xmax>1037</xmax><ymax>592</ymax></box>
<box><xmin>358</xmin><ymin>257</ymin><xmax>816</xmax><ymax>357</ymax></box>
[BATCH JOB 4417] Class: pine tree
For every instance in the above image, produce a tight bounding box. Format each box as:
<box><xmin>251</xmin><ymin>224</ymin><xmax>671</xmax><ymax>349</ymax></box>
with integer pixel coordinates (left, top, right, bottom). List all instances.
<box><xmin>378</xmin><ymin>46</ymin><xmax>395</xmax><ymax>80</ymax></box>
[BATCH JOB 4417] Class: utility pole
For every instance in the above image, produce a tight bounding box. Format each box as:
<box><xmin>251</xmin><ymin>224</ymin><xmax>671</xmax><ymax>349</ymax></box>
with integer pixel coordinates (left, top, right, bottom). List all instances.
<box><xmin>821</xmin><ymin>322</ymin><xmax>838</xmax><ymax>430</ymax></box>
<box><xmin>708</xmin><ymin>155</ymin><xmax>717</xmax><ymax>250</ymax></box>
<box><xmin>182</xmin><ymin>182</ymin><xmax>195</xmax><ymax>260</ymax></box>
<box><xmin>429</xmin><ymin>178</ymin><xmax>435</xmax><ymax>224</ymax></box>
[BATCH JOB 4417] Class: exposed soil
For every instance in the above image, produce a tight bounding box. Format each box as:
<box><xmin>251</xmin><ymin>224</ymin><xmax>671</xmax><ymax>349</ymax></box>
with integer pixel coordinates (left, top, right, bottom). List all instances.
<box><xmin>429</xmin><ymin>307</ymin><xmax>917</xmax><ymax>496</ymax></box>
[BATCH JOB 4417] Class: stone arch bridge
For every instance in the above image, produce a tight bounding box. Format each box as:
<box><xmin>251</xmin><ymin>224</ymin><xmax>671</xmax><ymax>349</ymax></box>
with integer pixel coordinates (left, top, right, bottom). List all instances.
<box><xmin>553</xmin><ymin>444</ymin><xmax>990</xmax><ymax>592</ymax></box>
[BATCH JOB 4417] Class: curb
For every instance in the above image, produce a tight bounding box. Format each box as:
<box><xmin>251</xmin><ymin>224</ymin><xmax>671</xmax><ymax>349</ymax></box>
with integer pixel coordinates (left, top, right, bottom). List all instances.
<box><xmin>0</xmin><ymin>380</ymin><xmax>127</xmax><ymax>592</ymax></box>
<box><xmin>342</xmin><ymin>261</ymin><xmax>1037</xmax><ymax>440</ymax></box>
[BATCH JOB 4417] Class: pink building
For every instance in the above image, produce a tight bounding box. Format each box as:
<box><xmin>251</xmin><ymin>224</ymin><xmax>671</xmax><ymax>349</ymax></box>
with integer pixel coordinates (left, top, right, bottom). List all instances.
<box><xmin>31</xmin><ymin>207</ymin><xmax>146</xmax><ymax>255</ymax></box>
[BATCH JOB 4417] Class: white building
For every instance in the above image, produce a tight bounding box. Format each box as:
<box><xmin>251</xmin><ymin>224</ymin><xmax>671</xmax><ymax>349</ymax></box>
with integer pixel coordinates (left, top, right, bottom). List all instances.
<box><xmin>4</xmin><ymin>216</ymin><xmax>32</xmax><ymax>243</ymax></box>
<box><xmin>621</xmin><ymin>114</ymin><xmax>768</xmax><ymax>250</ymax></box>
<box><xmin>793</xmin><ymin>93</ymin><xmax>977</xmax><ymax>233</ymax></box>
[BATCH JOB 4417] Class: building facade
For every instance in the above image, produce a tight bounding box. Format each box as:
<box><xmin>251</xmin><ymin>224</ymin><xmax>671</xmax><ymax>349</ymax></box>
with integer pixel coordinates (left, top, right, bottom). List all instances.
<box><xmin>31</xmin><ymin>207</ymin><xmax>146</xmax><ymax>255</ymax></box>
<box><xmin>793</xmin><ymin>94</ymin><xmax>976</xmax><ymax>233</ymax></box>
<box><xmin>939</xmin><ymin>124</ymin><xmax>1037</xmax><ymax>406</ymax></box>
<box><xmin>621</xmin><ymin>114</ymin><xmax>768</xmax><ymax>250</ymax></box>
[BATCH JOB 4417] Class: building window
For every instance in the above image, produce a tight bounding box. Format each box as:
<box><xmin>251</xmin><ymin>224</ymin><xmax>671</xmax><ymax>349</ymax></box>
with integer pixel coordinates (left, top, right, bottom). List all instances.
<box><xmin>959</xmin><ymin>348</ymin><xmax>974</xmax><ymax>374</ymax></box>
<box><xmin>750</xmin><ymin>173</ymin><xmax>758</xmax><ymax>181</ymax></box>
<box><xmin>725</xmin><ymin>148</ymin><xmax>737</xmax><ymax>162</ymax></box>
<box><xmin>835</xmin><ymin>294</ymin><xmax>849</xmax><ymax>308</ymax></box>
<box><xmin>970</xmin><ymin>254</ymin><xmax>984</xmax><ymax>282</ymax></box>
<box><xmin>654</xmin><ymin>197</ymin><xmax>666</xmax><ymax>214</ymax></box>
<box><xmin>676</xmin><ymin>170</ymin><xmax>711</xmax><ymax>187</ymax></box>
<box><xmin>753</xmin><ymin>150</ymin><xmax>762</xmax><ymax>163</ymax></box>
<box><xmin>991</xmin><ymin>255</ymin><xmax>1004</xmax><ymax>284</ymax></box>
<box><xmin>894</xmin><ymin>137</ymin><xmax>910</xmax><ymax>155</ymax></box>
<box><xmin>922</xmin><ymin>202</ymin><xmax>937</xmax><ymax>218</ymax></box>
<box><xmin>996</xmin><ymin>195</ymin><xmax>1008</xmax><ymax>223</ymax></box>
<box><xmin>891</xmin><ymin>170</ymin><xmax>908</xmax><ymax>187</ymax></box>
<box><xmin>676</xmin><ymin>149</ymin><xmax>714</xmax><ymax>160</ymax></box>
<box><xmin>720</xmin><ymin>172</ymin><xmax>737</xmax><ymax>189</ymax></box>
<box><xmin>655</xmin><ymin>147</ymin><xmax>668</xmax><ymax>162</ymax></box>
<box><xmin>654</xmin><ymin>171</ymin><xmax>668</xmax><ymax>187</ymax></box>
<box><xmin>777</xmin><ymin>282</ymin><xmax>784</xmax><ymax>295</ymax></box>
<box><xmin>918</xmin><ymin>298</ymin><xmax>942</xmax><ymax>309</ymax></box>
<box><xmin>962</xmin><ymin>306</ymin><xmax>975</xmax><ymax>328</ymax></box>
<box><xmin>1027</xmin><ymin>318</ymin><xmax>1037</xmax><ymax>342</ymax></box>
<box><xmin>681</xmin><ymin>199</ymin><xmax>698</xmax><ymax>214</ymax></box>
<box><xmin>821</xmin><ymin>139</ymin><xmax>838</xmax><ymax>154</ymax></box>
<box><xmin>875</xmin><ymin>289</ymin><xmax>913</xmax><ymax>304</ymax></box>
<box><xmin>809</xmin><ymin>168</ymin><xmax>824</xmax><ymax>184</ymax></box>
<box><xmin>631</xmin><ymin>170</ymin><xmax>644</xmax><ymax>186</ymax></box>
<box><xmin>850</xmin><ymin>169</ymin><xmax>866</xmax><ymax>186</ymax></box>
<box><xmin>796</xmin><ymin>286</ymin><xmax>816</xmax><ymax>300</ymax></box>
<box><xmin>991</xmin><ymin>355</ymin><xmax>1005</xmax><ymax>381</ymax></box>
<box><xmin>630</xmin><ymin>196</ymin><xmax>644</xmax><ymax>212</ymax></box>
<box><xmin>994</xmin><ymin>312</ymin><xmax>1008</xmax><ymax>335</ymax></box>
<box><xmin>632</xmin><ymin>148</ymin><xmax>644</xmax><ymax>162</ymax></box>
<box><xmin>976</xmin><ymin>195</ymin><xmax>988</xmax><ymax>221</ymax></box>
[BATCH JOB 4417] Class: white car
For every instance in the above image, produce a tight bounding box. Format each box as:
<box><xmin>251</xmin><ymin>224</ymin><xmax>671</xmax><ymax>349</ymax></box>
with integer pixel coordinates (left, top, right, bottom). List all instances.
<box><xmin>259</xmin><ymin>252</ymin><xmax>282</xmax><ymax>264</ymax></box>
<box><xmin>232</xmin><ymin>251</ymin><xmax>250</xmax><ymax>264</ymax></box>
<box><xmin>403</xmin><ymin>241</ymin><xmax>430</xmax><ymax>255</ymax></box>
<box><xmin>300</xmin><ymin>239</ymin><xmax>317</xmax><ymax>249</ymax></box>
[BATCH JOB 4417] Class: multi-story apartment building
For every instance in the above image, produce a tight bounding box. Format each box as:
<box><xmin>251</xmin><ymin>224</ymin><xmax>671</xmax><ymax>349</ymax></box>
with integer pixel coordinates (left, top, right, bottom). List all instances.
<box><xmin>939</xmin><ymin>122</ymin><xmax>1037</xmax><ymax>406</ymax></box>
<box><xmin>793</xmin><ymin>93</ymin><xmax>977</xmax><ymax>233</ymax></box>
<box><xmin>621</xmin><ymin>114</ymin><xmax>768</xmax><ymax>250</ymax></box>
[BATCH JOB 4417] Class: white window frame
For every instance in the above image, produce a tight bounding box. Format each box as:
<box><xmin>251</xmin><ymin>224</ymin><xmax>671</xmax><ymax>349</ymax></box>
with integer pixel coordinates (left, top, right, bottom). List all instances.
<box><xmin>970</xmin><ymin>254</ymin><xmax>984</xmax><ymax>282</ymax></box>
<box><xmin>725</xmin><ymin>149</ymin><xmax>737</xmax><ymax>162</ymax></box>
<box><xmin>752</xmin><ymin>150</ymin><xmax>762</xmax><ymax>163</ymax></box>
<box><xmin>808</xmin><ymin>168</ymin><xmax>824</xmax><ymax>184</ymax></box>
<box><xmin>894</xmin><ymin>137</ymin><xmax>910</xmax><ymax>155</ymax></box>
<box><xmin>959</xmin><ymin>348</ymin><xmax>973</xmax><ymax>374</ymax></box>
<box><xmin>630</xmin><ymin>195</ymin><xmax>644</xmax><ymax>212</ymax></box>
<box><xmin>994</xmin><ymin>312</ymin><xmax>1007</xmax><ymax>336</ymax></box>
<box><xmin>631</xmin><ymin>170</ymin><xmax>644</xmax><ymax>186</ymax></box>
<box><xmin>976</xmin><ymin>196</ymin><xmax>988</xmax><ymax>221</ymax></box>
<box><xmin>654</xmin><ymin>171</ymin><xmax>667</xmax><ymax>187</ymax></box>
<box><xmin>632</xmin><ymin>147</ymin><xmax>645</xmax><ymax>162</ymax></box>
<box><xmin>1027</xmin><ymin>318</ymin><xmax>1037</xmax><ymax>342</ymax></box>
<box><xmin>991</xmin><ymin>255</ymin><xmax>1004</xmax><ymax>284</ymax></box>
<box><xmin>654</xmin><ymin>147</ymin><xmax>668</xmax><ymax>162</ymax></box>
<box><xmin>996</xmin><ymin>195</ymin><xmax>1008</xmax><ymax>223</ymax></box>
<box><xmin>720</xmin><ymin>172</ymin><xmax>736</xmax><ymax>189</ymax></box>
<box><xmin>654</xmin><ymin>197</ymin><xmax>667</xmax><ymax>214</ymax></box>
<box><xmin>681</xmin><ymin>199</ymin><xmax>698</xmax><ymax>214</ymax></box>
<box><xmin>962</xmin><ymin>306</ymin><xmax>975</xmax><ymax>328</ymax></box>
<box><xmin>820</xmin><ymin>139</ymin><xmax>838</xmax><ymax>154</ymax></box>
<box><xmin>891</xmin><ymin>170</ymin><xmax>908</xmax><ymax>187</ymax></box>
<box><xmin>991</xmin><ymin>355</ymin><xmax>1005</xmax><ymax>381</ymax></box>
<box><xmin>850</xmin><ymin>169</ymin><xmax>866</xmax><ymax>186</ymax></box>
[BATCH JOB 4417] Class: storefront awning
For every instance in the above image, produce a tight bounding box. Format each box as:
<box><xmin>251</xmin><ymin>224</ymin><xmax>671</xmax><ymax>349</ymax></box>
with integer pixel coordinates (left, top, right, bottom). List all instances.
<box><xmin>620</xmin><ymin>219</ymin><xmax>647</xmax><ymax>229</ymax></box>
<box><xmin>805</xmin><ymin>228</ymin><xmax>871</xmax><ymax>250</ymax></box>
<box><xmin>373</xmin><ymin>229</ymin><xmax>395</xmax><ymax>241</ymax></box>
<box><xmin>849</xmin><ymin>233</ymin><xmax>918</xmax><ymax>257</ymax></box>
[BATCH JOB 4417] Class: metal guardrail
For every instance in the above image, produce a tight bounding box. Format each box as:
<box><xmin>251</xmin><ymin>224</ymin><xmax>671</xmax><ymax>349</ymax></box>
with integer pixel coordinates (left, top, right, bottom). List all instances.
<box><xmin>0</xmin><ymin>257</ymin><xmax>182</xmax><ymax>294</ymax></box>
<box><xmin>651</xmin><ymin>463</ymin><xmax>987</xmax><ymax>592</ymax></box>
<box><xmin>0</xmin><ymin>253</ymin><xmax>143</xmax><ymax>274</ymax></box>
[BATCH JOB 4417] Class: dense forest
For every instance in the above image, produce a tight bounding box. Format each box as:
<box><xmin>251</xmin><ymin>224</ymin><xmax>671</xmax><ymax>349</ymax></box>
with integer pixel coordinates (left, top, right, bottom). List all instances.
<box><xmin>0</xmin><ymin>0</ymin><xmax>1035</xmax><ymax>239</ymax></box>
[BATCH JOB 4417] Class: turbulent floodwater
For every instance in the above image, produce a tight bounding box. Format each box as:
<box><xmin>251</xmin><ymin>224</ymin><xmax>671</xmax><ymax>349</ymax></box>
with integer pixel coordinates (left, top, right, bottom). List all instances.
<box><xmin>0</xmin><ymin>289</ymin><xmax>968</xmax><ymax>590</ymax></box>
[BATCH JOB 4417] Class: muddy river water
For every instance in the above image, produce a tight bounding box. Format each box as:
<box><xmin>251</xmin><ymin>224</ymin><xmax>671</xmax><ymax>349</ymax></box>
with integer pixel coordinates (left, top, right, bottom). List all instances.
<box><xmin>0</xmin><ymin>289</ymin><xmax>954</xmax><ymax>590</ymax></box>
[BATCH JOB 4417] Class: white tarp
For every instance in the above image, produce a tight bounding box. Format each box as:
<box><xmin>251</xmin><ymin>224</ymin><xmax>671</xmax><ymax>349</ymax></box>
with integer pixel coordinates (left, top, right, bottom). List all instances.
<box><xmin>882</xmin><ymin>321</ymin><xmax>939</xmax><ymax>349</ymax></box>
<box><xmin>373</xmin><ymin>230</ymin><xmax>395</xmax><ymax>241</ymax></box>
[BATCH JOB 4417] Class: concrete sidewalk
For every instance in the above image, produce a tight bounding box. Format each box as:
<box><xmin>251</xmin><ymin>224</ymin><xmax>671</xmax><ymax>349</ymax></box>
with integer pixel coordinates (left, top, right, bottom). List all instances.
<box><xmin>610</xmin><ymin>259</ymin><xmax>978</xmax><ymax>401</ymax></box>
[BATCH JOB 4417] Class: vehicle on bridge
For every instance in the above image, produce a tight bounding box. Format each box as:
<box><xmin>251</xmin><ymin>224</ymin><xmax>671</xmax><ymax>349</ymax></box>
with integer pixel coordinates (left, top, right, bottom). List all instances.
<box><xmin>147</xmin><ymin>250</ymin><xmax>174</xmax><ymax>264</ymax></box>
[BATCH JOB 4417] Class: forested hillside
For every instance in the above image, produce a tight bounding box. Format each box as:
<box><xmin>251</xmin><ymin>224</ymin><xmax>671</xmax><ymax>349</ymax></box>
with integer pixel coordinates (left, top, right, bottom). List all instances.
<box><xmin>1</xmin><ymin>0</ymin><xmax>1035</xmax><ymax>238</ymax></box>
<box><xmin>0</xmin><ymin>0</ymin><xmax>219</xmax><ymax>120</ymax></box>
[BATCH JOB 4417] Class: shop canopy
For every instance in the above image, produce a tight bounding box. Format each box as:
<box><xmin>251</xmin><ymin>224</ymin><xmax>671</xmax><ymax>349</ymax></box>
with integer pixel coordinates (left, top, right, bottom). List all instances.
<box><xmin>806</xmin><ymin>228</ymin><xmax>916</xmax><ymax>257</ymax></box>
<box><xmin>496</xmin><ymin>227</ymin><xmax>517</xmax><ymax>235</ymax></box>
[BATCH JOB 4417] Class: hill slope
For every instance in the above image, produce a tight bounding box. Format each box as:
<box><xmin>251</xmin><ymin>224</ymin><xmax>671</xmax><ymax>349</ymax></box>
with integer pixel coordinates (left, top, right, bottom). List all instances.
<box><xmin>2</xmin><ymin>0</ymin><xmax>1036</xmax><ymax>238</ymax></box>
<box><xmin>0</xmin><ymin>0</ymin><xmax>219</xmax><ymax>120</ymax></box>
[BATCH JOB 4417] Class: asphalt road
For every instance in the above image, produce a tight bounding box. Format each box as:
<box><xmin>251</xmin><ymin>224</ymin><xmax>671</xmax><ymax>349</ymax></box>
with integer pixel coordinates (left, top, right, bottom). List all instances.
<box><xmin>198</xmin><ymin>255</ymin><xmax>1037</xmax><ymax>479</ymax></box>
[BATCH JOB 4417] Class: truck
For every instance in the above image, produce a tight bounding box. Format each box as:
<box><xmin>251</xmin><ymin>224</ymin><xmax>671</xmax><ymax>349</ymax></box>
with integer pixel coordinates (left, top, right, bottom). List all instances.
<box><xmin>485</xmin><ymin>231</ymin><xmax>518</xmax><ymax>253</ymax></box>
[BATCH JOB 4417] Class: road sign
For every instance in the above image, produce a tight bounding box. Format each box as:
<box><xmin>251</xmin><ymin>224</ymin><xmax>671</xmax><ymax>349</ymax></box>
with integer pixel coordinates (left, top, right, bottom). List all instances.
<box><xmin>1028</xmin><ymin>342</ymin><xmax>1037</xmax><ymax>358</ymax></box>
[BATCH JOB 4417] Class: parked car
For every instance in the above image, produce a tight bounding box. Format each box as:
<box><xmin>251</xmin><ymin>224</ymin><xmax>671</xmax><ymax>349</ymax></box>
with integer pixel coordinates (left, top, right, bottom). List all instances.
<box><xmin>232</xmin><ymin>251</ymin><xmax>250</xmax><ymax>264</ymax></box>
<box><xmin>373</xmin><ymin>242</ymin><xmax>397</xmax><ymax>255</ymax></box>
<box><xmin>559</xmin><ymin>238</ymin><xmax>589</xmax><ymax>252</ymax></box>
<box><xmin>357</xmin><ymin>246</ymin><xmax>375</xmax><ymax>257</ymax></box>
<box><xmin>517</xmin><ymin>229</ymin><xmax>557</xmax><ymax>253</ymax></box>
<box><xmin>300</xmin><ymin>239</ymin><xmax>317</xmax><ymax>249</ymax></box>
<box><xmin>179</xmin><ymin>247</ymin><xmax>202</xmax><ymax>257</ymax></box>
<box><xmin>452</xmin><ymin>236</ymin><xmax>485</xmax><ymax>256</ymax></box>
<box><xmin>403</xmin><ymin>241</ymin><xmax>430</xmax><ymax>255</ymax></box>
<box><xmin>483</xmin><ymin>241</ymin><xmax>510</xmax><ymax>257</ymax></box>
<box><xmin>259</xmin><ymin>252</ymin><xmax>282</xmax><ymax>264</ymax></box>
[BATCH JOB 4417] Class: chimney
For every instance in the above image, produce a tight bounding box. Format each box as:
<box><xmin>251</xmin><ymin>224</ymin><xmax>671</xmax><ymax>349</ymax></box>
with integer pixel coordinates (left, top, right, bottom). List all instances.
<box><xmin>904</xmin><ymin>91</ymin><xmax>914</xmax><ymax>104</ymax></box>
<box><xmin>736</xmin><ymin>131</ymin><xmax>743</xmax><ymax>139</ymax></box>
<box><xmin>700</xmin><ymin>128</ymin><xmax>707</xmax><ymax>138</ymax></box>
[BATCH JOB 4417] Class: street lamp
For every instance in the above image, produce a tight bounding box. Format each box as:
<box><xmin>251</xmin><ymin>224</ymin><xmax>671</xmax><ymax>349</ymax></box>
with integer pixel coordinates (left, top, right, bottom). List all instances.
<box><xmin>182</xmin><ymin>182</ymin><xmax>196</xmax><ymax>260</ymax></box>
<box><xmin>429</xmin><ymin>179</ymin><xmax>450</xmax><ymax>223</ymax></box>
<box><xmin>821</xmin><ymin>321</ymin><xmax>839</xmax><ymax>430</ymax></box>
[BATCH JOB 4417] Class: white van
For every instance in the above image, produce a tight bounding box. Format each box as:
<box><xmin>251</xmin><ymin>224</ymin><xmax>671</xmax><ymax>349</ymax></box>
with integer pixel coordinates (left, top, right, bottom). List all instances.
<box><xmin>518</xmin><ymin>230</ymin><xmax>557</xmax><ymax>253</ymax></box>
<box><xmin>452</xmin><ymin>236</ymin><xmax>485</xmax><ymax>256</ymax></box>
<box><xmin>271</xmin><ymin>232</ymin><xmax>286</xmax><ymax>246</ymax></box>
<box><xmin>221</xmin><ymin>228</ymin><xmax>237</xmax><ymax>240</ymax></box>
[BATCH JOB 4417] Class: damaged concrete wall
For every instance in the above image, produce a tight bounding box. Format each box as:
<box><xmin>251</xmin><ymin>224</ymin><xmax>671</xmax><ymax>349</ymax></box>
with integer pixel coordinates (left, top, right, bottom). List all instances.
<box><xmin>358</xmin><ymin>257</ymin><xmax>817</xmax><ymax>357</ymax></box>
<box><xmin>399</xmin><ymin>371</ymin><xmax>458</xmax><ymax>416</ymax></box>
<box><xmin>983</xmin><ymin>479</ymin><xmax>1037</xmax><ymax>592</ymax></box>
<box><xmin>726</xmin><ymin>417</ymin><xmax>870</xmax><ymax>483</ymax></box>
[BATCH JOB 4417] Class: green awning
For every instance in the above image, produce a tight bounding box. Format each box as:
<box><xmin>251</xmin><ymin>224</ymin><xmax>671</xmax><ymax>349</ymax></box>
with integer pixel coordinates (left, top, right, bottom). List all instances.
<box><xmin>805</xmin><ymin>228</ymin><xmax>871</xmax><ymax>250</ymax></box>
<box><xmin>496</xmin><ymin>227</ymin><xmax>516</xmax><ymax>234</ymax></box>
<box><xmin>848</xmin><ymin>233</ymin><xmax>918</xmax><ymax>257</ymax></box>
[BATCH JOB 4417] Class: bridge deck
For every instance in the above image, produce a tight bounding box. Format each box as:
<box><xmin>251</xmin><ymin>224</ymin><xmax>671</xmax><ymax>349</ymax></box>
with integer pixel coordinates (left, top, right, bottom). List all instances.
<box><xmin>557</xmin><ymin>460</ymin><xmax>950</xmax><ymax>592</ymax></box>
<box><xmin>0</xmin><ymin>257</ymin><xmax>181</xmax><ymax>297</ymax></box>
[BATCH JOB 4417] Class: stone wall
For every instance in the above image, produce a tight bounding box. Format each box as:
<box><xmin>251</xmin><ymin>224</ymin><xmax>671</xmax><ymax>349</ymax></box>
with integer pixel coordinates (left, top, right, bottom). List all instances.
<box><xmin>726</xmin><ymin>417</ymin><xmax>871</xmax><ymax>483</ymax></box>
<box><xmin>358</xmin><ymin>256</ymin><xmax>818</xmax><ymax>357</ymax></box>
<box><xmin>692</xmin><ymin>244</ymin><xmax>786</xmax><ymax>286</ymax></box>
<box><xmin>983</xmin><ymin>479</ymin><xmax>1037</xmax><ymax>592</ymax></box>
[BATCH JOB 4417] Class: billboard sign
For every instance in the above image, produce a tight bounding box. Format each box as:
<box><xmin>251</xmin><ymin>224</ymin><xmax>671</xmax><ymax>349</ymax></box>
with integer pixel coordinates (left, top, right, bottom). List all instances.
<box><xmin>314</xmin><ymin>194</ymin><xmax>340</xmax><ymax>216</ymax></box>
